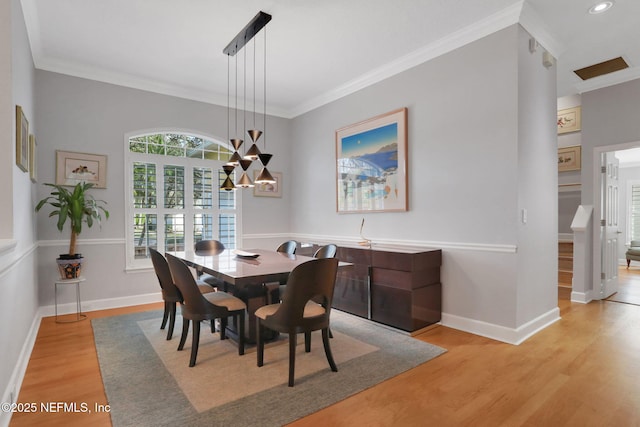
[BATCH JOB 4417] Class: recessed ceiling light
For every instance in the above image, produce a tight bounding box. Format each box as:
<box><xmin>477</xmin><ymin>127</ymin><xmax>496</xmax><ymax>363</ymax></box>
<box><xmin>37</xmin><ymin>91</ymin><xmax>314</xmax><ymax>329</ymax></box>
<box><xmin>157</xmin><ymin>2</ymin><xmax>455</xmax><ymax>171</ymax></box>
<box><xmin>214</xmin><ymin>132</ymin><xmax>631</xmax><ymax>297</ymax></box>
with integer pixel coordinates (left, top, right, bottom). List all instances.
<box><xmin>589</xmin><ymin>1</ymin><xmax>614</xmax><ymax>14</ymax></box>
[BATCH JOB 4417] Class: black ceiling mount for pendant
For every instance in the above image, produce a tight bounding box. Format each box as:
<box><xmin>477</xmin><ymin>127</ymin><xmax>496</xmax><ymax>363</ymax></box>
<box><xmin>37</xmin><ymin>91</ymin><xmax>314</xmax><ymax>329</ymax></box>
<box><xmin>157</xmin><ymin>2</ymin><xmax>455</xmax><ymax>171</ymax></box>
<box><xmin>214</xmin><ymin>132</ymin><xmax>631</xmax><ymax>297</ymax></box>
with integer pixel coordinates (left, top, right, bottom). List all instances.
<box><xmin>223</xmin><ymin>12</ymin><xmax>272</xmax><ymax>57</ymax></box>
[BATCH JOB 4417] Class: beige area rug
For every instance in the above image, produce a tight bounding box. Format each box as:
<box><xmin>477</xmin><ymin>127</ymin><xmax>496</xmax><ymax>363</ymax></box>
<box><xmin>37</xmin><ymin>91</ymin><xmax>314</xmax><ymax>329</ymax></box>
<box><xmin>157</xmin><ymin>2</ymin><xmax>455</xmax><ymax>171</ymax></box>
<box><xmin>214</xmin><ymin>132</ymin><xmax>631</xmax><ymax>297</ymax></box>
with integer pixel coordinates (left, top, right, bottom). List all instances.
<box><xmin>138</xmin><ymin>316</ymin><xmax>378</xmax><ymax>412</ymax></box>
<box><xmin>93</xmin><ymin>309</ymin><xmax>446</xmax><ymax>427</ymax></box>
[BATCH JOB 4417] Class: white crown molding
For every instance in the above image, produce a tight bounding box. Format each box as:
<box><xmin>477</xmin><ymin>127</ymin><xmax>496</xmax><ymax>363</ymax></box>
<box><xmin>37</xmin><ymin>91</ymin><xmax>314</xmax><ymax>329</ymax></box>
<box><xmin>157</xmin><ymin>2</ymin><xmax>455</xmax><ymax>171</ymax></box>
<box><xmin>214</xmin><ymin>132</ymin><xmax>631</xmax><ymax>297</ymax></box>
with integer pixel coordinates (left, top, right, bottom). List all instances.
<box><xmin>290</xmin><ymin>2</ymin><xmax>525</xmax><ymax>117</ymax></box>
<box><xmin>518</xmin><ymin>1</ymin><xmax>563</xmax><ymax>58</ymax></box>
<box><xmin>23</xmin><ymin>0</ymin><xmax>524</xmax><ymax>120</ymax></box>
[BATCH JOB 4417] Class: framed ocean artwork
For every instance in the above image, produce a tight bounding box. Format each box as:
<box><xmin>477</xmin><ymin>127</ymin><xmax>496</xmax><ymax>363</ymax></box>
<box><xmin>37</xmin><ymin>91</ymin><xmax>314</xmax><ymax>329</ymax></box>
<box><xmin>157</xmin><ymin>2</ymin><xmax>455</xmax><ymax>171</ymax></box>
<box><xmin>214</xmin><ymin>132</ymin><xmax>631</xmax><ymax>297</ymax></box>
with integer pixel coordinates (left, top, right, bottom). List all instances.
<box><xmin>335</xmin><ymin>108</ymin><xmax>408</xmax><ymax>213</ymax></box>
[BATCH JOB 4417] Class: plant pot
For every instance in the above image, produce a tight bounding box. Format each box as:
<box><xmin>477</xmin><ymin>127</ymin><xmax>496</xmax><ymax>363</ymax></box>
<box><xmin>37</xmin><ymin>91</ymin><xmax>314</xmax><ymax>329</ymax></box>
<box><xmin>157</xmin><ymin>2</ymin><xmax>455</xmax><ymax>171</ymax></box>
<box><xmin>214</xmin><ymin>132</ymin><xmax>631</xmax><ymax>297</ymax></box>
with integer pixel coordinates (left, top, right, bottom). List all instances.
<box><xmin>57</xmin><ymin>254</ymin><xmax>84</xmax><ymax>279</ymax></box>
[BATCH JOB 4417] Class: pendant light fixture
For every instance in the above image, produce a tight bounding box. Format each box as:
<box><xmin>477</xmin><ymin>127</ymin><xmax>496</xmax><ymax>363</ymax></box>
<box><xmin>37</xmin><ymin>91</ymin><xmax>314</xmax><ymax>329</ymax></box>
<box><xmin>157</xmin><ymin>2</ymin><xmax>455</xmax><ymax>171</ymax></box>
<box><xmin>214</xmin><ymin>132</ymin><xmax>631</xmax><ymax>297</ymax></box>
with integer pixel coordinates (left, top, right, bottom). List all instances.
<box><xmin>220</xmin><ymin>11</ymin><xmax>273</xmax><ymax>190</ymax></box>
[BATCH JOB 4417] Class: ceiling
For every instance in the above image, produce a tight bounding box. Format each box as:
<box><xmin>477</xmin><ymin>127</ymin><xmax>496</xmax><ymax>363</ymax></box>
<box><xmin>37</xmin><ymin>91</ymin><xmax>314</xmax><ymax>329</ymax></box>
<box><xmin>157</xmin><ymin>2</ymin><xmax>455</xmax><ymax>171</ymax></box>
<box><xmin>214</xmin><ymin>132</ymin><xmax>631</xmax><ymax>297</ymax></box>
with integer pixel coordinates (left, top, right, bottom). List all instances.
<box><xmin>20</xmin><ymin>0</ymin><xmax>640</xmax><ymax>118</ymax></box>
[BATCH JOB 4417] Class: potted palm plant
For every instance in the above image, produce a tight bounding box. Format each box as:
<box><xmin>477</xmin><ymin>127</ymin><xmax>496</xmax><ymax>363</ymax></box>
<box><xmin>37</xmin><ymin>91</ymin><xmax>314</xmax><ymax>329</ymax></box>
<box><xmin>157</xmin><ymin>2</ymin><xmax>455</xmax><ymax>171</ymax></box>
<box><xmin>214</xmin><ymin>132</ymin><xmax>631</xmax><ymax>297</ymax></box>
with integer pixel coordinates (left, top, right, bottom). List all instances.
<box><xmin>35</xmin><ymin>182</ymin><xmax>109</xmax><ymax>279</ymax></box>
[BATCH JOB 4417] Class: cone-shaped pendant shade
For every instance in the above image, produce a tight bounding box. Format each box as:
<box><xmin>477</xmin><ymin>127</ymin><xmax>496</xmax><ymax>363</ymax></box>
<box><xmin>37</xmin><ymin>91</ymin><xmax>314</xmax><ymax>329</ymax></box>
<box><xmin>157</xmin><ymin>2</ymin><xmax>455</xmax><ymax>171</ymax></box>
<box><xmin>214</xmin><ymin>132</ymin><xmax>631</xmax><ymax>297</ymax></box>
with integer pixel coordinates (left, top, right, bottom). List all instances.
<box><xmin>255</xmin><ymin>167</ymin><xmax>275</xmax><ymax>184</ymax></box>
<box><xmin>244</xmin><ymin>143</ymin><xmax>261</xmax><ymax>160</ymax></box>
<box><xmin>220</xmin><ymin>176</ymin><xmax>235</xmax><ymax>191</ymax></box>
<box><xmin>230</xmin><ymin>138</ymin><xmax>244</xmax><ymax>151</ymax></box>
<box><xmin>247</xmin><ymin>129</ymin><xmax>263</xmax><ymax>142</ymax></box>
<box><xmin>223</xmin><ymin>164</ymin><xmax>235</xmax><ymax>176</ymax></box>
<box><xmin>257</xmin><ymin>153</ymin><xmax>272</xmax><ymax>167</ymax></box>
<box><xmin>239</xmin><ymin>158</ymin><xmax>253</xmax><ymax>171</ymax></box>
<box><xmin>226</xmin><ymin>151</ymin><xmax>242</xmax><ymax>166</ymax></box>
<box><xmin>236</xmin><ymin>171</ymin><xmax>254</xmax><ymax>188</ymax></box>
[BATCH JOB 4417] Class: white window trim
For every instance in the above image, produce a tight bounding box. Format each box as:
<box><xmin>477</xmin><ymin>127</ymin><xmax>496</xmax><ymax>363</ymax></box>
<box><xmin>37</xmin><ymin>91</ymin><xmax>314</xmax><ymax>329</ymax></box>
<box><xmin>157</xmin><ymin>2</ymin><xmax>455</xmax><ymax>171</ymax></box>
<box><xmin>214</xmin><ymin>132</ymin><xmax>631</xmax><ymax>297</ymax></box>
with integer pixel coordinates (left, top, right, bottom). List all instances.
<box><xmin>625</xmin><ymin>179</ymin><xmax>640</xmax><ymax>247</ymax></box>
<box><xmin>124</xmin><ymin>129</ymin><xmax>242</xmax><ymax>271</ymax></box>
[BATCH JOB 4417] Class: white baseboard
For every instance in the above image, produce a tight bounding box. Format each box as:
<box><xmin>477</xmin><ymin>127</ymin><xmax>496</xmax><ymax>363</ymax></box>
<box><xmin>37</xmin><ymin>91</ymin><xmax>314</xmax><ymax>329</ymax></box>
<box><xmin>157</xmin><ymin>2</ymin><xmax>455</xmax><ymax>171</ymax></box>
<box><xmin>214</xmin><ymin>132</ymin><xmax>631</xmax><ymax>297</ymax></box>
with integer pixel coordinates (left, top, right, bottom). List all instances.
<box><xmin>39</xmin><ymin>292</ymin><xmax>163</xmax><ymax>317</ymax></box>
<box><xmin>2</xmin><ymin>291</ymin><xmax>164</xmax><ymax>427</ymax></box>
<box><xmin>571</xmin><ymin>290</ymin><xmax>592</xmax><ymax>304</ymax></box>
<box><xmin>441</xmin><ymin>307</ymin><xmax>561</xmax><ymax>345</ymax></box>
<box><xmin>1</xmin><ymin>308</ymin><xmax>44</xmax><ymax>427</ymax></box>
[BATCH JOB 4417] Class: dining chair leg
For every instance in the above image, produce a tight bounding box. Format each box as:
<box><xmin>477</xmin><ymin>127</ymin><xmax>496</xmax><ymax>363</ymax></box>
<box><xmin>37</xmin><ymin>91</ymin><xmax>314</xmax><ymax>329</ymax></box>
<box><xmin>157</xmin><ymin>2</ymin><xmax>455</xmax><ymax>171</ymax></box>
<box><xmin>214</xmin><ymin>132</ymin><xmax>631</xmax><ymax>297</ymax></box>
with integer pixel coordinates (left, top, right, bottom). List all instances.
<box><xmin>304</xmin><ymin>331</ymin><xmax>311</xmax><ymax>353</ymax></box>
<box><xmin>237</xmin><ymin>312</ymin><xmax>245</xmax><ymax>355</ymax></box>
<box><xmin>322</xmin><ymin>327</ymin><xmax>338</xmax><ymax>372</ymax></box>
<box><xmin>178</xmin><ymin>318</ymin><xmax>189</xmax><ymax>351</ymax></box>
<box><xmin>161</xmin><ymin>301</ymin><xmax>170</xmax><ymax>330</ymax></box>
<box><xmin>189</xmin><ymin>320</ymin><xmax>201</xmax><ymax>367</ymax></box>
<box><xmin>166</xmin><ymin>302</ymin><xmax>177</xmax><ymax>340</ymax></box>
<box><xmin>220</xmin><ymin>317</ymin><xmax>228</xmax><ymax>340</ymax></box>
<box><xmin>256</xmin><ymin>319</ymin><xmax>264</xmax><ymax>367</ymax></box>
<box><xmin>288</xmin><ymin>331</ymin><xmax>297</xmax><ymax>387</ymax></box>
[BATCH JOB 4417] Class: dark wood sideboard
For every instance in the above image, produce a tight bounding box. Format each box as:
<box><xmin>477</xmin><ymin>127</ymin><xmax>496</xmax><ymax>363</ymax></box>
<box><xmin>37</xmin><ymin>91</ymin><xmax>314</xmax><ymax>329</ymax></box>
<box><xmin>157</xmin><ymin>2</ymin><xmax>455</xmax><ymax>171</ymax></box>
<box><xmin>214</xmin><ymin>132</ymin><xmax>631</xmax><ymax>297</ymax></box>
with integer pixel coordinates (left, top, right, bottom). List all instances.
<box><xmin>303</xmin><ymin>244</ymin><xmax>442</xmax><ymax>332</ymax></box>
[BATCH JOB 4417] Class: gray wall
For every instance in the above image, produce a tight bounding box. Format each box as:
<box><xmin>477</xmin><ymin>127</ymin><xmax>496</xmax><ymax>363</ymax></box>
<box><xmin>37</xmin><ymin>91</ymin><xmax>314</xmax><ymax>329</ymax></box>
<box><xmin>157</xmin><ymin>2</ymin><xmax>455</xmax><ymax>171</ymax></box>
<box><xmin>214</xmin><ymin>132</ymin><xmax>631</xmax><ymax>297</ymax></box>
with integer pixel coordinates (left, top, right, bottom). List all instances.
<box><xmin>0</xmin><ymin>0</ymin><xmax>39</xmax><ymax>419</ymax></box>
<box><xmin>290</xmin><ymin>25</ymin><xmax>558</xmax><ymax>334</ymax></box>
<box><xmin>34</xmin><ymin>70</ymin><xmax>293</xmax><ymax>306</ymax></box>
<box><xmin>581</xmin><ymin>79</ymin><xmax>640</xmax><ymax>289</ymax></box>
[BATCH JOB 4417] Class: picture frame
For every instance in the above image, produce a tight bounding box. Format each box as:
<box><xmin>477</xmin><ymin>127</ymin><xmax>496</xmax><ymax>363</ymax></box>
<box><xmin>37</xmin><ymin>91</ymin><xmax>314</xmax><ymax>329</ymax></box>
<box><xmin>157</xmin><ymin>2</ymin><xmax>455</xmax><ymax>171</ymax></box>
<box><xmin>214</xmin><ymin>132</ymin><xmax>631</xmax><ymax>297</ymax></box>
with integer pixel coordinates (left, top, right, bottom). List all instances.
<box><xmin>29</xmin><ymin>134</ymin><xmax>37</xmax><ymax>183</ymax></box>
<box><xmin>16</xmin><ymin>105</ymin><xmax>29</xmax><ymax>172</ymax></box>
<box><xmin>557</xmin><ymin>106</ymin><xmax>581</xmax><ymax>134</ymax></box>
<box><xmin>558</xmin><ymin>145</ymin><xmax>581</xmax><ymax>172</ymax></box>
<box><xmin>335</xmin><ymin>108</ymin><xmax>408</xmax><ymax>213</ymax></box>
<box><xmin>56</xmin><ymin>150</ymin><xmax>108</xmax><ymax>188</ymax></box>
<box><xmin>253</xmin><ymin>170</ymin><xmax>282</xmax><ymax>197</ymax></box>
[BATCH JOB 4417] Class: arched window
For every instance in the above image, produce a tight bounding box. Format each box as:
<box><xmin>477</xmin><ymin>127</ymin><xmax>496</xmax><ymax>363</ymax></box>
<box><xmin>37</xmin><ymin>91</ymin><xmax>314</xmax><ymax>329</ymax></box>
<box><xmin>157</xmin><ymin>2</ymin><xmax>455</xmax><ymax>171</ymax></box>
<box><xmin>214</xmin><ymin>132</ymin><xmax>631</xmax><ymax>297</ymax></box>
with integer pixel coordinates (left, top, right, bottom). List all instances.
<box><xmin>125</xmin><ymin>132</ymin><xmax>238</xmax><ymax>269</ymax></box>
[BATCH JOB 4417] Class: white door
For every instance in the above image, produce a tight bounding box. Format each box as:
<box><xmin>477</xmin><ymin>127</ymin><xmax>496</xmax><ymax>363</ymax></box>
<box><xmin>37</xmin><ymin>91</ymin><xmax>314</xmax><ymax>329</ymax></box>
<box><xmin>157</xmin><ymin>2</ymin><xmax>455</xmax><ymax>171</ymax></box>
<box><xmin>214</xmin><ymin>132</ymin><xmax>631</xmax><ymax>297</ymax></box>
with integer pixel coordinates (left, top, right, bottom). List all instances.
<box><xmin>599</xmin><ymin>151</ymin><xmax>619</xmax><ymax>299</ymax></box>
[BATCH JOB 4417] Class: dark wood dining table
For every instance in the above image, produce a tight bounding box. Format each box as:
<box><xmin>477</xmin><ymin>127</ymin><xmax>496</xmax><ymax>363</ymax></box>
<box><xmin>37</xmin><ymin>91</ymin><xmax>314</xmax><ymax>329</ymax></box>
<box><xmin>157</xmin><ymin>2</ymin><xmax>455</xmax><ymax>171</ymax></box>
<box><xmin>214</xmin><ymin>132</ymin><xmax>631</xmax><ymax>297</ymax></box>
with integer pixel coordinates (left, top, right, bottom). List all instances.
<box><xmin>170</xmin><ymin>248</ymin><xmax>318</xmax><ymax>343</ymax></box>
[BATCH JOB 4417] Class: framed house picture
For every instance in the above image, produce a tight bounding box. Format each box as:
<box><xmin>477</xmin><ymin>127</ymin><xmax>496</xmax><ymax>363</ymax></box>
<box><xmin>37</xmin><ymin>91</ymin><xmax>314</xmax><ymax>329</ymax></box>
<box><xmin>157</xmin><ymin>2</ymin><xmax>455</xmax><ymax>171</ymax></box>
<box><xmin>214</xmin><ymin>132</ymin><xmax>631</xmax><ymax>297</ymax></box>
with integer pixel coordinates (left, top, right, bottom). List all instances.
<box><xmin>253</xmin><ymin>170</ymin><xmax>282</xmax><ymax>197</ymax></box>
<box><xmin>335</xmin><ymin>108</ymin><xmax>408</xmax><ymax>213</ymax></box>
<box><xmin>16</xmin><ymin>105</ymin><xmax>29</xmax><ymax>172</ymax></box>
<box><xmin>56</xmin><ymin>150</ymin><xmax>108</xmax><ymax>188</ymax></box>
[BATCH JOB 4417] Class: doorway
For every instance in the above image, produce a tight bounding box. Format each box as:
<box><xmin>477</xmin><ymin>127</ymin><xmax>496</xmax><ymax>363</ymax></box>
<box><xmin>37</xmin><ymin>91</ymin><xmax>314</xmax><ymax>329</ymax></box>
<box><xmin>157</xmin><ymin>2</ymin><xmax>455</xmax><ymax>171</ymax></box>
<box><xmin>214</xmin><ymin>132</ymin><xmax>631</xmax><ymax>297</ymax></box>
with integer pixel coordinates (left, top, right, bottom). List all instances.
<box><xmin>592</xmin><ymin>143</ymin><xmax>640</xmax><ymax>301</ymax></box>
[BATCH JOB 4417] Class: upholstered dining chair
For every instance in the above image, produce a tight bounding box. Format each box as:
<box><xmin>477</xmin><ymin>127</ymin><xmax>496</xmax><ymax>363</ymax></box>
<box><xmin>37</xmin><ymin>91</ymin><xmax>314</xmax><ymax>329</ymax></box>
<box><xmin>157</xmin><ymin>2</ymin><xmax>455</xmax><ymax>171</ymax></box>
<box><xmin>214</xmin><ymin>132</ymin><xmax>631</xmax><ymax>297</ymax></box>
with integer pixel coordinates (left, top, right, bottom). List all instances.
<box><xmin>166</xmin><ymin>253</ymin><xmax>246</xmax><ymax>366</ymax></box>
<box><xmin>255</xmin><ymin>258</ymin><xmax>339</xmax><ymax>387</ymax></box>
<box><xmin>194</xmin><ymin>239</ymin><xmax>228</xmax><ymax>290</ymax></box>
<box><xmin>279</xmin><ymin>244</ymin><xmax>337</xmax><ymax>301</ymax></box>
<box><xmin>149</xmin><ymin>248</ymin><xmax>215</xmax><ymax>340</ymax></box>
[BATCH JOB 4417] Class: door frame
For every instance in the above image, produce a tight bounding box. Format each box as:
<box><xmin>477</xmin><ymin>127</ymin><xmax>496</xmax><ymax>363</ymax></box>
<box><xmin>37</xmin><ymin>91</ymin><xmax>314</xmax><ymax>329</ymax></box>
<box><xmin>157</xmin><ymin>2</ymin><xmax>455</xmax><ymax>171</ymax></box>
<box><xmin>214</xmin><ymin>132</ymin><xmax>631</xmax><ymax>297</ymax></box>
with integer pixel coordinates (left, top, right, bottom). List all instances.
<box><xmin>592</xmin><ymin>141</ymin><xmax>640</xmax><ymax>299</ymax></box>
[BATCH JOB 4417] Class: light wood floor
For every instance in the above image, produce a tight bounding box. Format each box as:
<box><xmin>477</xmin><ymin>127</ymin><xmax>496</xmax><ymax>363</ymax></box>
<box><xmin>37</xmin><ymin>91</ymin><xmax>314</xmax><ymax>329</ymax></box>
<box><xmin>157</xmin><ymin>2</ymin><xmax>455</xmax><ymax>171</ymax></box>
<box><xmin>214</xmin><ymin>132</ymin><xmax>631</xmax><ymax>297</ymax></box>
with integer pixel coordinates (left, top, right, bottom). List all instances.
<box><xmin>10</xmin><ymin>271</ymin><xmax>640</xmax><ymax>427</ymax></box>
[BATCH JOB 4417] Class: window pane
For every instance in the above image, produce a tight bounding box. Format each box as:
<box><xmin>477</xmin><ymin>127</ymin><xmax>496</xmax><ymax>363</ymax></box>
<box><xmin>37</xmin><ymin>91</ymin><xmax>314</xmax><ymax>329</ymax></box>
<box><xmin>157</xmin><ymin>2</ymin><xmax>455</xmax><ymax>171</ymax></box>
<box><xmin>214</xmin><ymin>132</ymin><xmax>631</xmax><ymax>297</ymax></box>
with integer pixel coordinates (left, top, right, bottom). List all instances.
<box><xmin>133</xmin><ymin>214</ymin><xmax>157</xmax><ymax>259</ymax></box>
<box><xmin>165</xmin><ymin>134</ymin><xmax>185</xmax><ymax>157</ymax></box>
<box><xmin>632</xmin><ymin>185</ymin><xmax>640</xmax><ymax>240</ymax></box>
<box><xmin>219</xmin><ymin>214</ymin><xmax>236</xmax><ymax>249</ymax></box>
<box><xmin>193</xmin><ymin>167</ymin><xmax>213</xmax><ymax>209</ymax></box>
<box><xmin>164</xmin><ymin>165</ymin><xmax>184</xmax><ymax>209</ymax></box>
<box><xmin>165</xmin><ymin>214</ymin><xmax>185</xmax><ymax>252</ymax></box>
<box><xmin>133</xmin><ymin>163</ymin><xmax>157</xmax><ymax>208</ymax></box>
<box><xmin>218</xmin><ymin>170</ymin><xmax>236</xmax><ymax>209</ymax></box>
<box><xmin>194</xmin><ymin>214</ymin><xmax>214</xmax><ymax>243</ymax></box>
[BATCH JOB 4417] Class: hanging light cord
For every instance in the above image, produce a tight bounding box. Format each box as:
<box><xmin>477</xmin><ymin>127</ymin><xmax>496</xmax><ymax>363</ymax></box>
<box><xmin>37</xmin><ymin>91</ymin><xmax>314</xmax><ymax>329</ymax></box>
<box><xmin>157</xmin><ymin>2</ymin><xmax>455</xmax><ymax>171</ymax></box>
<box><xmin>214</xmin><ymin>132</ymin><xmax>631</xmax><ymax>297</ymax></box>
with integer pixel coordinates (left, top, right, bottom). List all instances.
<box><xmin>263</xmin><ymin>27</ymin><xmax>267</xmax><ymax>151</ymax></box>
<box><xmin>226</xmin><ymin>55</ymin><xmax>230</xmax><ymax>144</ymax></box>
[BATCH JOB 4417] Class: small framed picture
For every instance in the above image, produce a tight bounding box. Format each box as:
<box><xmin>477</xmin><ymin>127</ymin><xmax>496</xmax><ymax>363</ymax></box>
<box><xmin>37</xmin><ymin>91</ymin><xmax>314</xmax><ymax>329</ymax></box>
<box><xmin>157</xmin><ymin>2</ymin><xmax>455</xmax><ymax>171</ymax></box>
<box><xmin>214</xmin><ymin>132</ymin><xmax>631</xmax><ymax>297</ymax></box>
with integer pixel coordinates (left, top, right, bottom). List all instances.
<box><xmin>29</xmin><ymin>134</ymin><xmax>37</xmax><ymax>182</ymax></box>
<box><xmin>16</xmin><ymin>105</ymin><xmax>29</xmax><ymax>172</ymax></box>
<box><xmin>557</xmin><ymin>107</ymin><xmax>581</xmax><ymax>134</ymax></box>
<box><xmin>56</xmin><ymin>150</ymin><xmax>108</xmax><ymax>188</ymax></box>
<box><xmin>253</xmin><ymin>171</ymin><xmax>282</xmax><ymax>198</ymax></box>
<box><xmin>558</xmin><ymin>145</ymin><xmax>581</xmax><ymax>172</ymax></box>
